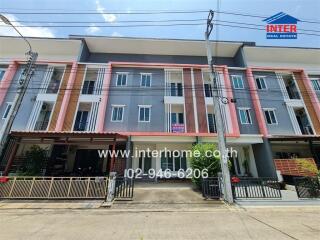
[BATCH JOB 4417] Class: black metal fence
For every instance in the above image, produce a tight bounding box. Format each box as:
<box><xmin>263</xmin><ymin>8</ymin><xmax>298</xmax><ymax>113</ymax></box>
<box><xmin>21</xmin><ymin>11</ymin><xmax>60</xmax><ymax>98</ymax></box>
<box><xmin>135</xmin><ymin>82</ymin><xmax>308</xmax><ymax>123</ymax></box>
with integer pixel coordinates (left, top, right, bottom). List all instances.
<box><xmin>232</xmin><ymin>177</ymin><xmax>281</xmax><ymax>199</ymax></box>
<box><xmin>202</xmin><ymin>177</ymin><xmax>221</xmax><ymax>199</ymax></box>
<box><xmin>114</xmin><ymin>177</ymin><xmax>134</xmax><ymax>200</ymax></box>
<box><xmin>294</xmin><ymin>177</ymin><xmax>320</xmax><ymax>199</ymax></box>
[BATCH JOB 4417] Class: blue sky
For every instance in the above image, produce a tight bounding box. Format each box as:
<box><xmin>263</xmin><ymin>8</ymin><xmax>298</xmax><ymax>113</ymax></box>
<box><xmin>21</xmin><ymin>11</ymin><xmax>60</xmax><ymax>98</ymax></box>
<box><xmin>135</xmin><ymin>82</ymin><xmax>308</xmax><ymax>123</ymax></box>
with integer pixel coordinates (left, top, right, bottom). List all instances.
<box><xmin>0</xmin><ymin>0</ymin><xmax>319</xmax><ymax>48</ymax></box>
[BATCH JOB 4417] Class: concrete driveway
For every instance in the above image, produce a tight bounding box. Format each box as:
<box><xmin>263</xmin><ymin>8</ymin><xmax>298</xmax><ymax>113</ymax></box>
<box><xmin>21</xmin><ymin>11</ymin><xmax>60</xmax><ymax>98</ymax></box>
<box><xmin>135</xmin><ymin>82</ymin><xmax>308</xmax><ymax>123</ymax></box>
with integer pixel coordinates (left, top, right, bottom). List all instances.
<box><xmin>113</xmin><ymin>181</ymin><xmax>224</xmax><ymax>211</ymax></box>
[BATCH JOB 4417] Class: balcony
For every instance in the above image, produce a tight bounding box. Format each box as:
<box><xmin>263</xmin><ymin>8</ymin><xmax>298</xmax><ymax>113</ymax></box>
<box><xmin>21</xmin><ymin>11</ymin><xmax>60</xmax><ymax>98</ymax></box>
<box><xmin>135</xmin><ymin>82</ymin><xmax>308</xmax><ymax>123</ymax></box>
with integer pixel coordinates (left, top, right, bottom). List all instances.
<box><xmin>282</xmin><ymin>74</ymin><xmax>301</xmax><ymax>100</ymax></box>
<box><xmin>294</xmin><ymin>108</ymin><xmax>314</xmax><ymax>135</ymax></box>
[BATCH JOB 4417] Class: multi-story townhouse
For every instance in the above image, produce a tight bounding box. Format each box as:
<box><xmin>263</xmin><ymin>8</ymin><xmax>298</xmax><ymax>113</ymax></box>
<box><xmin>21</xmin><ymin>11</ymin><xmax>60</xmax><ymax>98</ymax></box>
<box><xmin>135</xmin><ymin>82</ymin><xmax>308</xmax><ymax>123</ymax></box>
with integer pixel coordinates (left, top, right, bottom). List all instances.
<box><xmin>0</xmin><ymin>36</ymin><xmax>319</xmax><ymax>181</ymax></box>
<box><xmin>242</xmin><ymin>46</ymin><xmax>320</xmax><ymax>179</ymax></box>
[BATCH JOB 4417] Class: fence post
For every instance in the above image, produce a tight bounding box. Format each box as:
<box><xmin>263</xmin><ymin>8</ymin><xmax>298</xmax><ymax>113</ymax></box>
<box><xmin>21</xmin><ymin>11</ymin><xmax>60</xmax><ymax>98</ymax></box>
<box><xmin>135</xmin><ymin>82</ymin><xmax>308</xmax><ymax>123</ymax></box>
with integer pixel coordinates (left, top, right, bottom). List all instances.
<box><xmin>8</xmin><ymin>177</ymin><xmax>16</xmax><ymax>197</ymax></box>
<box><xmin>85</xmin><ymin>178</ymin><xmax>90</xmax><ymax>197</ymax></box>
<box><xmin>261</xmin><ymin>179</ymin><xmax>266</xmax><ymax>198</ymax></box>
<box><xmin>106</xmin><ymin>172</ymin><xmax>116</xmax><ymax>203</ymax></box>
<box><xmin>47</xmin><ymin>177</ymin><xmax>54</xmax><ymax>198</ymax></box>
<box><xmin>28</xmin><ymin>177</ymin><xmax>35</xmax><ymax>197</ymax></box>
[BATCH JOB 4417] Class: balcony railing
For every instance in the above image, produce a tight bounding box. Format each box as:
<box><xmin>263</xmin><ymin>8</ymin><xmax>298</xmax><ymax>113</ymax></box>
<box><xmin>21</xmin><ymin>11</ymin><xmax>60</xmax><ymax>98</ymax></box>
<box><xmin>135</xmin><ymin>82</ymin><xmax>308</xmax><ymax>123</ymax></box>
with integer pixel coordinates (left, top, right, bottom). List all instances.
<box><xmin>34</xmin><ymin>121</ymin><xmax>49</xmax><ymax>131</ymax></box>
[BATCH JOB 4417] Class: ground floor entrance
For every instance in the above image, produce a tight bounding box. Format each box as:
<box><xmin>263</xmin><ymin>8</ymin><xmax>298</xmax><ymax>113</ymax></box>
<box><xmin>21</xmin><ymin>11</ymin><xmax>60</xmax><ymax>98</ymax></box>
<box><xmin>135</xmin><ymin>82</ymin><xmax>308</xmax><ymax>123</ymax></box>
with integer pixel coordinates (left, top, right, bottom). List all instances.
<box><xmin>0</xmin><ymin>131</ymin><xmax>128</xmax><ymax>177</ymax></box>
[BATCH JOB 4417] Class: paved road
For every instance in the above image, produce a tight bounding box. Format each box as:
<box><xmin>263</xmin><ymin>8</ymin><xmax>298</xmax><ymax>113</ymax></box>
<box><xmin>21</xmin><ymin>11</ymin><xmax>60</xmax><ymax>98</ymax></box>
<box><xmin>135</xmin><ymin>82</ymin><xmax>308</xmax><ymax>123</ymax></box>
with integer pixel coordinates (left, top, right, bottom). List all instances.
<box><xmin>0</xmin><ymin>207</ymin><xmax>319</xmax><ymax>240</ymax></box>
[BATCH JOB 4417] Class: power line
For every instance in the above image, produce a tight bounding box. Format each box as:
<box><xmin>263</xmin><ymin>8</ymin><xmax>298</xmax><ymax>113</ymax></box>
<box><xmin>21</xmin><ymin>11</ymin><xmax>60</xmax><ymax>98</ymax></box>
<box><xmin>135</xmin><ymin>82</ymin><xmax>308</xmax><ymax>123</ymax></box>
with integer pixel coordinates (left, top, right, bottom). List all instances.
<box><xmin>1</xmin><ymin>22</ymin><xmax>319</xmax><ymax>36</ymax></box>
<box><xmin>1</xmin><ymin>9</ymin><xmax>320</xmax><ymax>24</ymax></box>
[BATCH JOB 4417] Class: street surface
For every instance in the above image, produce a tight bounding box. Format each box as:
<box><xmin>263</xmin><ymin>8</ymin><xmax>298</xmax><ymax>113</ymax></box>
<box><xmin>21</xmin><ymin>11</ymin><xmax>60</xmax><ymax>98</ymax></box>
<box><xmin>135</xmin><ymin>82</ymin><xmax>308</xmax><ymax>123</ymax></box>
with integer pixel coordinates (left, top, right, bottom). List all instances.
<box><xmin>0</xmin><ymin>207</ymin><xmax>319</xmax><ymax>240</ymax></box>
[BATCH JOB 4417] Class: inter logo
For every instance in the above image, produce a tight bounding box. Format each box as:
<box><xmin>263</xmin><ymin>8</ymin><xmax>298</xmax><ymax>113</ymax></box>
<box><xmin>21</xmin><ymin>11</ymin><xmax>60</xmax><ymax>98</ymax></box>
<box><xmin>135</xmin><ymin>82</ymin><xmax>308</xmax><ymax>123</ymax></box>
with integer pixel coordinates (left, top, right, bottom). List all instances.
<box><xmin>263</xmin><ymin>12</ymin><xmax>300</xmax><ymax>39</ymax></box>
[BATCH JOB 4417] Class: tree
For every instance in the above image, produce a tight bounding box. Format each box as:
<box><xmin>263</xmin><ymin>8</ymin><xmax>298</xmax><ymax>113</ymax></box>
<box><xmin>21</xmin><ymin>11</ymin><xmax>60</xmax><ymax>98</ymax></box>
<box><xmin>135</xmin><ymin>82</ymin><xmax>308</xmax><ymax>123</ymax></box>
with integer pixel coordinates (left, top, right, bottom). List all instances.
<box><xmin>21</xmin><ymin>145</ymin><xmax>47</xmax><ymax>176</ymax></box>
<box><xmin>189</xmin><ymin>143</ymin><xmax>222</xmax><ymax>187</ymax></box>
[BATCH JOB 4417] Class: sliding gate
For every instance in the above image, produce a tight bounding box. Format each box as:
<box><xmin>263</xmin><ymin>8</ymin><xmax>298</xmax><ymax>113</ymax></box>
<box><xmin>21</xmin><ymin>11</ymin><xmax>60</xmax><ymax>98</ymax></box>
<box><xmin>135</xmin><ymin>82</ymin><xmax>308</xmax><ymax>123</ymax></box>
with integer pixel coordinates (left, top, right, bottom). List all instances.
<box><xmin>0</xmin><ymin>177</ymin><xmax>108</xmax><ymax>199</ymax></box>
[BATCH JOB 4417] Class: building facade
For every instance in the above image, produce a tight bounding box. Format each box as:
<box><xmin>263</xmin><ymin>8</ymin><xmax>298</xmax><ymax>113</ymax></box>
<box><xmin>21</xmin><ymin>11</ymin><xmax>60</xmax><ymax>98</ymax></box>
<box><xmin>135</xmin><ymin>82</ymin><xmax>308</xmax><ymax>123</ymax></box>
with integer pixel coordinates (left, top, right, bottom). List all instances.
<box><xmin>0</xmin><ymin>36</ymin><xmax>319</xmax><ymax>180</ymax></box>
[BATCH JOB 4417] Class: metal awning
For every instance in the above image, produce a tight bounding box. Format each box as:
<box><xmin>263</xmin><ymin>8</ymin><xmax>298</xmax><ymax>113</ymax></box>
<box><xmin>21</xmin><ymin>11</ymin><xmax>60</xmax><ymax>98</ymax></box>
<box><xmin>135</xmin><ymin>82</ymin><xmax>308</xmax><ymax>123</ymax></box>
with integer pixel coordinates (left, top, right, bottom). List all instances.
<box><xmin>268</xmin><ymin>135</ymin><xmax>320</xmax><ymax>142</ymax></box>
<box><xmin>9</xmin><ymin>131</ymin><xmax>128</xmax><ymax>145</ymax></box>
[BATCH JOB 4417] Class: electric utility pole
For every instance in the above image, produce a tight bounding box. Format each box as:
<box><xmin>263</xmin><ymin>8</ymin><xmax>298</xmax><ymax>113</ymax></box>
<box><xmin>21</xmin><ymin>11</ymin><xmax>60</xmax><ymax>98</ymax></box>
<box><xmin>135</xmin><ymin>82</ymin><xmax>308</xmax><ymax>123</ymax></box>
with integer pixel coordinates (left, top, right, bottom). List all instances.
<box><xmin>205</xmin><ymin>10</ymin><xmax>233</xmax><ymax>203</ymax></box>
<box><xmin>0</xmin><ymin>15</ymin><xmax>38</xmax><ymax>163</ymax></box>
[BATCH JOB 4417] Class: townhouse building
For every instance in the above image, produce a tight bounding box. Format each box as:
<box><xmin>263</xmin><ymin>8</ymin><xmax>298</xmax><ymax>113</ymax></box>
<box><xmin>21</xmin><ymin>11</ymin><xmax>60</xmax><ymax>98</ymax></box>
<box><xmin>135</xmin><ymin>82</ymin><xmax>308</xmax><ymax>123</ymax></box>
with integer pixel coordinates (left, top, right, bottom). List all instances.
<box><xmin>0</xmin><ymin>36</ymin><xmax>319</xmax><ymax>181</ymax></box>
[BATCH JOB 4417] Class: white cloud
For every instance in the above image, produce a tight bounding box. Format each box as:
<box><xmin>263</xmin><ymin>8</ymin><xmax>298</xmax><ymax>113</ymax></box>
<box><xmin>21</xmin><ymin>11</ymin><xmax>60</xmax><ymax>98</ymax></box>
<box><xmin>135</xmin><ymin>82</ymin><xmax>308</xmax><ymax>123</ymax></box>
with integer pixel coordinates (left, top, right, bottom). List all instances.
<box><xmin>96</xmin><ymin>0</ymin><xmax>117</xmax><ymax>22</ymax></box>
<box><xmin>86</xmin><ymin>24</ymin><xmax>100</xmax><ymax>34</ymax></box>
<box><xmin>111</xmin><ymin>31</ymin><xmax>123</xmax><ymax>37</ymax></box>
<box><xmin>0</xmin><ymin>14</ymin><xmax>55</xmax><ymax>38</ymax></box>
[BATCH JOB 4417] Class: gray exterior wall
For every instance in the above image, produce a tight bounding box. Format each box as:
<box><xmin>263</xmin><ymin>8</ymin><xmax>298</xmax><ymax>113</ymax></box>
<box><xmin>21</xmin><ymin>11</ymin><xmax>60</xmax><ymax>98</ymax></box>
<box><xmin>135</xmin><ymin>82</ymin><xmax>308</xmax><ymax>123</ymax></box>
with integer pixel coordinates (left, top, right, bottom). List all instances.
<box><xmin>86</xmin><ymin>53</ymin><xmax>238</xmax><ymax>66</ymax></box>
<box><xmin>105</xmin><ymin>67</ymin><xmax>165</xmax><ymax>132</ymax></box>
<box><xmin>252</xmin><ymin>138</ymin><xmax>277</xmax><ymax>177</ymax></box>
<box><xmin>228</xmin><ymin>69</ymin><xmax>260</xmax><ymax>134</ymax></box>
<box><xmin>0</xmin><ymin>65</ymin><xmax>47</xmax><ymax>131</ymax></box>
<box><xmin>253</xmin><ymin>71</ymin><xmax>295</xmax><ymax>135</ymax></box>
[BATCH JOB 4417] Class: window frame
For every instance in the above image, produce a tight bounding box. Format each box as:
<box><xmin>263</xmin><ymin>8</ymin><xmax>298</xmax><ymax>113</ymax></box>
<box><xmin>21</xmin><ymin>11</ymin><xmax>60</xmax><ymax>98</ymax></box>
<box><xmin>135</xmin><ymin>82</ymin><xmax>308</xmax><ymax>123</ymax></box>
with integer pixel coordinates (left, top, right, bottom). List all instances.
<box><xmin>140</xmin><ymin>73</ymin><xmax>152</xmax><ymax>87</ymax></box>
<box><xmin>263</xmin><ymin>108</ymin><xmax>278</xmax><ymax>125</ymax></box>
<box><xmin>2</xmin><ymin>102</ymin><xmax>13</xmax><ymax>119</ymax></box>
<box><xmin>231</xmin><ymin>75</ymin><xmax>244</xmax><ymax>89</ymax></box>
<box><xmin>138</xmin><ymin>105</ymin><xmax>152</xmax><ymax>122</ymax></box>
<box><xmin>311</xmin><ymin>78</ymin><xmax>320</xmax><ymax>91</ymax></box>
<box><xmin>111</xmin><ymin>105</ymin><xmax>125</xmax><ymax>122</ymax></box>
<box><xmin>0</xmin><ymin>68</ymin><xmax>6</xmax><ymax>81</ymax></box>
<box><xmin>255</xmin><ymin>76</ymin><xmax>268</xmax><ymax>90</ymax></box>
<box><xmin>116</xmin><ymin>72</ymin><xmax>128</xmax><ymax>86</ymax></box>
<box><xmin>238</xmin><ymin>107</ymin><xmax>252</xmax><ymax>125</ymax></box>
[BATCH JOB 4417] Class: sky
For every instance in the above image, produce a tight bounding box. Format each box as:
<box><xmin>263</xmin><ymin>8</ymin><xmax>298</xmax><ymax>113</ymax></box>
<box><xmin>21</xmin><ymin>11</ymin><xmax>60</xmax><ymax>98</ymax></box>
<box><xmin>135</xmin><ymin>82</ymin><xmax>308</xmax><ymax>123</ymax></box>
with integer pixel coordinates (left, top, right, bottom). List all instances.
<box><xmin>0</xmin><ymin>0</ymin><xmax>319</xmax><ymax>48</ymax></box>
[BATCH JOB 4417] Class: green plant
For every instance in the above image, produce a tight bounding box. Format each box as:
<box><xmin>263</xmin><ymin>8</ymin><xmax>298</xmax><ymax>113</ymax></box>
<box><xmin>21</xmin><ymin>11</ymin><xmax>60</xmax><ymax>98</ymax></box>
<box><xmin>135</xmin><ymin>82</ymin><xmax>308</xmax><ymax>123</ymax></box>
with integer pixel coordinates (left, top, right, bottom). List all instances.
<box><xmin>20</xmin><ymin>145</ymin><xmax>47</xmax><ymax>176</ymax></box>
<box><xmin>189</xmin><ymin>143</ymin><xmax>223</xmax><ymax>187</ymax></box>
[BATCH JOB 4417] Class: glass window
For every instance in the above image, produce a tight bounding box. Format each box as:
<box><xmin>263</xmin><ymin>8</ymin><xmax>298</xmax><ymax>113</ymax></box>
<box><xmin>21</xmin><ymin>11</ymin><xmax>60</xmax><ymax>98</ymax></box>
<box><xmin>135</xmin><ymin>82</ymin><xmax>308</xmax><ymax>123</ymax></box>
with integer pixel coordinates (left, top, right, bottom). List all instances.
<box><xmin>161</xmin><ymin>151</ymin><xmax>187</xmax><ymax>172</ymax></box>
<box><xmin>46</xmin><ymin>67</ymin><xmax>64</xmax><ymax>94</ymax></box>
<box><xmin>207</xmin><ymin>113</ymin><xmax>216</xmax><ymax>133</ymax></box>
<box><xmin>141</xmin><ymin>74</ymin><xmax>151</xmax><ymax>87</ymax></box>
<box><xmin>0</xmin><ymin>69</ymin><xmax>6</xmax><ymax>81</ymax></box>
<box><xmin>170</xmin><ymin>82</ymin><xmax>183</xmax><ymax>96</ymax></box>
<box><xmin>2</xmin><ymin>102</ymin><xmax>12</xmax><ymax>119</ymax></box>
<box><xmin>116</xmin><ymin>73</ymin><xmax>127</xmax><ymax>86</ymax></box>
<box><xmin>255</xmin><ymin>77</ymin><xmax>267</xmax><ymax>90</ymax></box>
<box><xmin>204</xmin><ymin>83</ymin><xmax>213</xmax><ymax>97</ymax></box>
<box><xmin>74</xmin><ymin>111</ymin><xmax>88</xmax><ymax>131</ymax></box>
<box><xmin>264</xmin><ymin>109</ymin><xmax>278</xmax><ymax>124</ymax></box>
<box><xmin>239</xmin><ymin>108</ymin><xmax>252</xmax><ymax>124</ymax></box>
<box><xmin>111</xmin><ymin>106</ymin><xmax>124</xmax><ymax>122</ymax></box>
<box><xmin>139</xmin><ymin>106</ymin><xmax>151</xmax><ymax>122</ymax></box>
<box><xmin>311</xmin><ymin>79</ymin><xmax>320</xmax><ymax>91</ymax></box>
<box><xmin>231</xmin><ymin>75</ymin><xmax>244</xmax><ymax>89</ymax></box>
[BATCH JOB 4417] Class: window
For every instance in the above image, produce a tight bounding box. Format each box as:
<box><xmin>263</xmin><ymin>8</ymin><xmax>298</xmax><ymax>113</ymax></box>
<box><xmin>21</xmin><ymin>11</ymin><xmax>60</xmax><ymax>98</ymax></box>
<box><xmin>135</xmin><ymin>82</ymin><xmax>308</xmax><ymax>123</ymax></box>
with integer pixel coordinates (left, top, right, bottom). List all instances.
<box><xmin>46</xmin><ymin>67</ymin><xmax>64</xmax><ymax>94</ymax></box>
<box><xmin>255</xmin><ymin>76</ymin><xmax>267</xmax><ymax>90</ymax></box>
<box><xmin>171</xmin><ymin>112</ymin><xmax>184</xmax><ymax>124</ymax></box>
<box><xmin>74</xmin><ymin>111</ymin><xmax>88</xmax><ymax>131</ymax></box>
<box><xmin>231</xmin><ymin>75</ymin><xmax>244</xmax><ymax>89</ymax></box>
<box><xmin>264</xmin><ymin>109</ymin><xmax>278</xmax><ymax>125</ymax></box>
<box><xmin>116</xmin><ymin>73</ymin><xmax>127</xmax><ymax>86</ymax></box>
<box><xmin>111</xmin><ymin>106</ymin><xmax>124</xmax><ymax>122</ymax></box>
<box><xmin>82</xmin><ymin>68</ymin><xmax>98</xmax><ymax>94</ymax></box>
<box><xmin>239</xmin><ymin>108</ymin><xmax>252</xmax><ymax>124</ymax></box>
<box><xmin>138</xmin><ymin>106</ymin><xmax>151</xmax><ymax>122</ymax></box>
<box><xmin>204</xmin><ymin>83</ymin><xmax>213</xmax><ymax>97</ymax></box>
<box><xmin>82</xmin><ymin>80</ymin><xmax>95</xmax><ymax>94</ymax></box>
<box><xmin>170</xmin><ymin>82</ymin><xmax>183</xmax><ymax>96</ymax></box>
<box><xmin>161</xmin><ymin>151</ymin><xmax>187</xmax><ymax>172</ymax></box>
<box><xmin>2</xmin><ymin>102</ymin><xmax>12</xmax><ymax>119</ymax></box>
<box><xmin>0</xmin><ymin>68</ymin><xmax>6</xmax><ymax>81</ymax></box>
<box><xmin>311</xmin><ymin>79</ymin><xmax>320</xmax><ymax>91</ymax></box>
<box><xmin>140</xmin><ymin>73</ymin><xmax>151</xmax><ymax>87</ymax></box>
<box><xmin>207</xmin><ymin>113</ymin><xmax>216</xmax><ymax>133</ymax></box>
